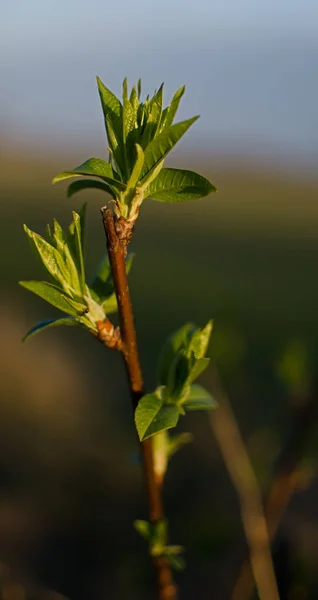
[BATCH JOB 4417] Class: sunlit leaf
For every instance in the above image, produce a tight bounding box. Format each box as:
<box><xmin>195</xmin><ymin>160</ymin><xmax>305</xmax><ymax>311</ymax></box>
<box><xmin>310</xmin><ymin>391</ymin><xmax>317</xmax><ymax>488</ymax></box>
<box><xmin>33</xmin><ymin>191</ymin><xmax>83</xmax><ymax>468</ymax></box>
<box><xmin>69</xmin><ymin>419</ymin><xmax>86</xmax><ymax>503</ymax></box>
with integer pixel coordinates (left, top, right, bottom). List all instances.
<box><xmin>19</xmin><ymin>280</ymin><xmax>87</xmax><ymax>316</ymax></box>
<box><xmin>67</xmin><ymin>179</ymin><xmax>115</xmax><ymax>199</ymax></box>
<box><xmin>135</xmin><ymin>392</ymin><xmax>180</xmax><ymax>441</ymax></box>
<box><xmin>145</xmin><ymin>168</ymin><xmax>217</xmax><ymax>202</ymax></box>
<box><xmin>140</xmin><ymin>117</ymin><xmax>199</xmax><ymax>182</ymax></box>
<box><xmin>160</xmin><ymin>85</ymin><xmax>185</xmax><ymax>131</ymax></box>
<box><xmin>23</xmin><ymin>225</ymin><xmax>72</xmax><ymax>293</ymax></box>
<box><xmin>158</xmin><ymin>323</ymin><xmax>195</xmax><ymax>386</ymax></box>
<box><xmin>22</xmin><ymin>317</ymin><xmax>79</xmax><ymax>342</ymax></box>
<box><xmin>52</xmin><ymin>158</ymin><xmax>126</xmax><ymax>193</ymax></box>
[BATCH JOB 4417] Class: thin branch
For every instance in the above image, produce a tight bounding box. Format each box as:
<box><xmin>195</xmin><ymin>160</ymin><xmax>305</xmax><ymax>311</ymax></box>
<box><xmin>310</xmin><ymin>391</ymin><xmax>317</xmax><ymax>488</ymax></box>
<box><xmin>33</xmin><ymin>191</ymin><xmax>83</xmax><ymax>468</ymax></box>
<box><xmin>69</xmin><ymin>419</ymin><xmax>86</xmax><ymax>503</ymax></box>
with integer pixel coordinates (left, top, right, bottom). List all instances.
<box><xmin>229</xmin><ymin>379</ymin><xmax>318</xmax><ymax>600</ymax></box>
<box><xmin>101</xmin><ymin>207</ymin><xmax>177</xmax><ymax>600</ymax></box>
<box><xmin>209</xmin><ymin>367</ymin><xmax>280</xmax><ymax>600</ymax></box>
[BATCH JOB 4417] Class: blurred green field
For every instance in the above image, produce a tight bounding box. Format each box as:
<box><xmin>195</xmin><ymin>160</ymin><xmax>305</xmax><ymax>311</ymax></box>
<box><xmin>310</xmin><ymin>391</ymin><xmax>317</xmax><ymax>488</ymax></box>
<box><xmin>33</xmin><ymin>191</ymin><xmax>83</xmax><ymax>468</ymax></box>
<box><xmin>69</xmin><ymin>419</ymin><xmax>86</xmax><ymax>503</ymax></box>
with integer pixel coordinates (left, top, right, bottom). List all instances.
<box><xmin>1</xmin><ymin>148</ymin><xmax>318</xmax><ymax>599</ymax></box>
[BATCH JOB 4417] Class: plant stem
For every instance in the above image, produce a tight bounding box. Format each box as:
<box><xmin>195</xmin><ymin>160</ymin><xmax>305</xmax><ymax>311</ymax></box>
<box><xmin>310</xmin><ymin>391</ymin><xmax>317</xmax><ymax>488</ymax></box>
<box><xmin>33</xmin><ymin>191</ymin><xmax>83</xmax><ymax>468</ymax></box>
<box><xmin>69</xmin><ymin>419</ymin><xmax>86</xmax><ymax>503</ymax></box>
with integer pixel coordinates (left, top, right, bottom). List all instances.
<box><xmin>229</xmin><ymin>379</ymin><xmax>318</xmax><ymax>600</ymax></box>
<box><xmin>209</xmin><ymin>366</ymin><xmax>280</xmax><ymax>600</ymax></box>
<box><xmin>101</xmin><ymin>207</ymin><xmax>177</xmax><ymax>600</ymax></box>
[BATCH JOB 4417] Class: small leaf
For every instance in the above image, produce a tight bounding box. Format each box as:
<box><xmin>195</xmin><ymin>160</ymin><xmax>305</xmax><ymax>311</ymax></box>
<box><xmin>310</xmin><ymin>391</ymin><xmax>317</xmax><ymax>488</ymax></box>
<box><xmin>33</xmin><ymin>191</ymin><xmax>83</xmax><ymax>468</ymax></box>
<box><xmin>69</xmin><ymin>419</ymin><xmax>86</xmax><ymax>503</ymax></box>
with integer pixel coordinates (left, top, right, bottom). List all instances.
<box><xmin>96</xmin><ymin>76</ymin><xmax>122</xmax><ymax>121</ymax></box>
<box><xmin>183</xmin><ymin>384</ymin><xmax>217</xmax><ymax>411</ymax></box>
<box><xmin>137</xmin><ymin>79</ymin><xmax>142</xmax><ymax>99</ymax></box>
<box><xmin>145</xmin><ymin>168</ymin><xmax>217</xmax><ymax>203</ymax></box>
<box><xmin>52</xmin><ymin>158</ymin><xmax>126</xmax><ymax>193</ymax></box>
<box><xmin>71</xmin><ymin>211</ymin><xmax>86</xmax><ymax>294</ymax></box>
<box><xmin>188</xmin><ymin>357</ymin><xmax>210</xmax><ymax>383</ymax></box>
<box><xmin>19</xmin><ymin>281</ymin><xmax>87</xmax><ymax>316</ymax></box>
<box><xmin>23</xmin><ymin>225</ymin><xmax>72</xmax><ymax>293</ymax></box>
<box><xmin>134</xmin><ymin>520</ymin><xmax>152</xmax><ymax>541</ymax></box>
<box><xmin>67</xmin><ymin>179</ymin><xmax>116</xmax><ymax>199</ymax></box>
<box><xmin>126</xmin><ymin>144</ymin><xmax>144</xmax><ymax>190</ymax></box>
<box><xmin>158</xmin><ymin>323</ymin><xmax>195</xmax><ymax>387</ymax></box>
<box><xmin>22</xmin><ymin>317</ymin><xmax>79</xmax><ymax>342</ymax></box>
<box><xmin>168</xmin><ymin>432</ymin><xmax>193</xmax><ymax>457</ymax></box>
<box><xmin>96</xmin><ymin>77</ymin><xmax>124</xmax><ymax>174</ymax></box>
<box><xmin>165</xmin><ymin>554</ymin><xmax>185</xmax><ymax>571</ymax></box>
<box><xmin>101</xmin><ymin>293</ymin><xmax>118</xmax><ymax>314</ymax></box>
<box><xmin>188</xmin><ymin>320</ymin><xmax>213</xmax><ymax>359</ymax></box>
<box><xmin>168</xmin><ymin>352</ymin><xmax>191</xmax><ymax>399</ymax></box>
<box><xmin>135</xmin><ymin>392</ymin><xmax>180</xmax><ymax>441</ymax></box>
<box><xmin>140</xmin><ymin>84</ymin><xmax>164</xmax><ymax>147</ymax></box>
<box><xmin>140</xmin><ymin>117</ymin><xmax>199</xmax><ymax>182</ymax></box>
<box><xmin>160</xmin><ymin>85</ymin><xmax>186</xmax><ymax>131</ymax></box>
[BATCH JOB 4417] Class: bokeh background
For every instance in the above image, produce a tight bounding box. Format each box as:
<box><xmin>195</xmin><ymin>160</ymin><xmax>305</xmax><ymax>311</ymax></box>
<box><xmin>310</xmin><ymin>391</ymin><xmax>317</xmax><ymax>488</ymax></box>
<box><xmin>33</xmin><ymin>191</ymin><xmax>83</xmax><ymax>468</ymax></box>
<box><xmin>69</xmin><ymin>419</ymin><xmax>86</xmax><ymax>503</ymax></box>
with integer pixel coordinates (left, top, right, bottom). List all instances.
<box><xmin>1</xmin><ymin>0</ymin><xmax>318</xmax><ymax>598</ymax></box>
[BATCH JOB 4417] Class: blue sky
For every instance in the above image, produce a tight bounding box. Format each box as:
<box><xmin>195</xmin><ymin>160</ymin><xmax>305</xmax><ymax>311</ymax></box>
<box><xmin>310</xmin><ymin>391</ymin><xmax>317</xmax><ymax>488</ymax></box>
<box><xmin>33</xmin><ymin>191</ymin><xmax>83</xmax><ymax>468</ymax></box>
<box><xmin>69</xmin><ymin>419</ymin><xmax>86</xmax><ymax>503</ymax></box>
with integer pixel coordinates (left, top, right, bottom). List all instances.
<box><xmin>2</xmin><ymin>0</ymin><xmax>317</xmax><ymax>167</ymax></box>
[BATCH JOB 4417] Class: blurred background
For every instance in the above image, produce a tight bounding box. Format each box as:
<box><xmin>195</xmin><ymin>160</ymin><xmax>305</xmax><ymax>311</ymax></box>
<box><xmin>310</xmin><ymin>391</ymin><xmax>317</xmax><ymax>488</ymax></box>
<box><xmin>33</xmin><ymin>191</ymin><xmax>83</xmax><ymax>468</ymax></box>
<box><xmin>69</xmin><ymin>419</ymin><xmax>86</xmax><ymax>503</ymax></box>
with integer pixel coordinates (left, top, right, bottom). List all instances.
<box><xmin>1</xmin><ymin>0</ymin><xmax>318</xmax><ymax>598</ymax></box>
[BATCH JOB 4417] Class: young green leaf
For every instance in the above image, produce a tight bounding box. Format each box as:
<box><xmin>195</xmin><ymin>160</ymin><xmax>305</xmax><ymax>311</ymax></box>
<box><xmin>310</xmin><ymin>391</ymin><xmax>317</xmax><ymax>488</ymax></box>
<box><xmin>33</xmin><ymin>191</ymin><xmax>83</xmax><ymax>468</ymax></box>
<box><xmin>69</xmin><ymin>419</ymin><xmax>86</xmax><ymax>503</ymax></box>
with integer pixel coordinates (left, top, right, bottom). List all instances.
<box><xmin>22</xmin><ymin>317</ymin><xmax>79</xmax><ymax>342</ymax></box>
<box><xmin>182</xmin><ymin>384</ymin><xmax>217</xmax><ymax>411</ymax></box>
<box><xmin>67</xmin><ymin>179</ymin><xmax>116</xmax><ymax>199</ymax></box>
<box><xmin>168</xmin><ymin>432</ymin><xmax>193</xmax><ymax>457</ymax></box>
<box><xmin>122</xmin><ymin>78</ymin><xmax>136</xmax><ymax>144</ymax></box>
<box><xmin>158</xmin><ymin>323</ymin><xmax>195</xmax><ymax>387</ymax></box>
<box><xmin>140</xmin><ymin>84</ymin><xmax>164</xmax><ymax>148</ymax></box>
<box><xmin>96</xmin><ymin>76</ymin><xmax>124</xmax><ymax>160</ymax></box>
<box><xmin>144</xmin><ymin>168</ymin><xmax>217</xmax><ymax>203</ymax></box>
<box><xmin>135</xmin><ymin>392</ymin><xmax>180</xmax><ymax>441</ymax></box>
<box><xmin>72</xmin><ymin>211</ymin><xmax>86</xmax><ymax>294</ymax></box>
<box><xmin>187</xmin><ymin>320</ymin><xmax>213</xmax><ymax>359</ymax></box>
<box><xmin>160</xmin><ymin>85</ymin><xmax>186</xmax><ymax>131</ymax></box>
<box><xmin>19</xmin><ymin>281</ymin><xmax>87</xmax><ymax>316</ymax></box>
<box><xmin>134</xmin><ymin>520</ymin><xmax>152</xmax><ymax>541</ymax></box>
<box><xmin>52</xmin><ymin>158</ymin><xmax>126</xmax><ymax>193</ymax></box>
<box><xmin>187</xmin><ymin>357</ymin><xmax>210</xmax><ymax>383</ymax></box>
<box><xmin>23</xmin><ymin>225</ymin><xmax>72</xmax><ymax>293</ymax></box>
<box><xmin>140</xmin><ymin>116</ymin><xmax>199</xmax><ymax>182</ymax></box>
<box><xmin>126</xmin><ymin>144</ymin><xmax>145</xmax><ymax>190</ymax></box>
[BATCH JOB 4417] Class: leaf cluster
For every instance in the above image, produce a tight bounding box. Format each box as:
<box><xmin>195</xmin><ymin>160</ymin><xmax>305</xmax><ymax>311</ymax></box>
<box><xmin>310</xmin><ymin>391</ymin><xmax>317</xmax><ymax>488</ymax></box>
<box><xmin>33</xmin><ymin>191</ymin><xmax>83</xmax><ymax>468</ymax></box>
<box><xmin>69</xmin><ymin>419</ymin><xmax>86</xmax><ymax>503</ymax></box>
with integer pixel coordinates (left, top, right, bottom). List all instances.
<box><xmin>135</xmin><ymin>322</ymin><xmax>217</xmax><ymax>441</ymax></box>
<box><xmin>53</xmin><ymin>78</ymin><xmax>216</xmax><ymax>221</ymax></box>
<box><xmin>134</xmin><ymin>519</ymin><xmax>185</xmax><ymax>571</ymax></box>
<box><xmin>19</xmin><ymin>206</ymin><xmax>133</xmax><ymax>340</ymax></box>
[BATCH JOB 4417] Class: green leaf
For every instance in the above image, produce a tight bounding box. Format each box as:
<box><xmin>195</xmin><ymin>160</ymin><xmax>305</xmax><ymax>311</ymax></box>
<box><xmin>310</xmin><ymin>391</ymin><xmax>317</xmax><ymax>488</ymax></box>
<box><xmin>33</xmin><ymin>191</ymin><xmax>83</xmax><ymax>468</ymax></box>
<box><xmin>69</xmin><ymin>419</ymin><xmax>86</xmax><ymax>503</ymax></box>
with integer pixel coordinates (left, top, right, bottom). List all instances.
<box><xmin>96</xmin><ymin>77</ymin><xmax>124</xmax><ymax>172</ymax></box>
<box><xmin>188</xmin><ymin>357</ymin><xmax>210</xmax><ymax>383</ymax></box>
<box><xmin>140</xmin><ymin>84</ymin><xmax>164</xmax><ymax>147</ymax></box>
<box><xmin>101</xmin><ymin>292</ymin><xmax>118</xmax><ymax>314</ymax></box>
<box><xmin>122</xmin><ymin>78</ymin><xmax>135</xmax><ymax>143</ymax></box>
<box><xmin>96</xmin><ymin>76</ymin><xmax>122</xmax><ymax>122</ymax></box>
<box><xmin>168</xmin><ymin>352</ymin><xmax>191</xmax><ymax>399</ymax></box>
<box><xmin>19</xmin><ymin>281</ymin><xmax>87</xmax><ymax>316</ymax></box>
<box><xmin>145</xmin><ymin>168</ymin><xmax>217</xmax><ymax>202</ymax></box>
<box><xmin>168</xmin><ymin>432</ymin><xmax>193</xmax><ymax>457</ymax></box>
<box><xmin>137</xmin><ymin>79</ymin><xmax>142</xmax><ymax>99</ymax></box>
<box><xmin>158</xmin><ymin>323</ymin><xmax>195</xmax><ymax>387</ymax></box>
<box><xmin>134</xmin><ymin>520</ymin><xmax>152</xmax><ymax>541</ymax></box>
<box><xmin>187</xmin><ymin>320</ymin><xmax>213</xmax><ymax>359</ymax></box>
<box><xmin>135</xmin><ymin>392</ymin><xmax>180</xmax><ymax>441</ymax></box>
<box><xmin>23</xmin><ymin>225</ymin><xmax>72</xmax><ymax>293</ymax></box>
<box><xmin>165</xmin><ymin>553</ymin><xmax>185</xmax><ymax>571</ymax></box>
<box><xmin>72</xmin><ymin>211</ymin><xmax>86</xmax><ymax>294</ymax></box>
<box><xmin>183</xmin><ymin>384</ymin><xmax>217</xmax><ymax>411</ymax></box>
<box><xmin>22</xmin><ymin>317</ymin><xmax>79</xmax><ymax>342</ymax></box>
<box><xmin>67</xmin><ymin>179</ymin><xmax>116</xmax><ymax>199</ymax></box>
<box><xmin>160</xmin><ymin>85</ymin><xmax>185</xmax><ymax>131</ymax></box>
<box><xmin>126</xmin><ymin>144</ymin><xmax>144</xmax><ymax>190</ymax></box>
<box><xmin>140</xmin><ymin>117</ymin><xmax>199</xmax><ymax>182</ymax></box>
<box><xmin>52</xmin><ymin>158</ymin><xmax>126</xmax><ymax>193</ymax></box>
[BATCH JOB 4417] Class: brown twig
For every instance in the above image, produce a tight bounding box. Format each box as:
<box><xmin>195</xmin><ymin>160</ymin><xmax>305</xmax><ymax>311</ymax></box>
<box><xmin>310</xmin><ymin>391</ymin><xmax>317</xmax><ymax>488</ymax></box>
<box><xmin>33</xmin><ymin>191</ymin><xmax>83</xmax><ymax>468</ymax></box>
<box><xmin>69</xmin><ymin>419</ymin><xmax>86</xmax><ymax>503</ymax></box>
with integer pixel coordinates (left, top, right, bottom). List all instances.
<box><xmin>209</xmin><ymin>367</ymin><xmax>280</xmax><ymax>600</ymax></box>
<box><xmin>229</xmin><ymin>379</ymin><xmax>318</xmax><ymax>600</ymax></box>
<box><xmin>101</xmin><ymin>207</ymin><xmax>177</xmax><ymax>600</ymax></box>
